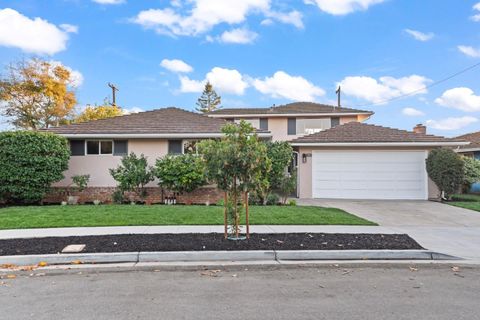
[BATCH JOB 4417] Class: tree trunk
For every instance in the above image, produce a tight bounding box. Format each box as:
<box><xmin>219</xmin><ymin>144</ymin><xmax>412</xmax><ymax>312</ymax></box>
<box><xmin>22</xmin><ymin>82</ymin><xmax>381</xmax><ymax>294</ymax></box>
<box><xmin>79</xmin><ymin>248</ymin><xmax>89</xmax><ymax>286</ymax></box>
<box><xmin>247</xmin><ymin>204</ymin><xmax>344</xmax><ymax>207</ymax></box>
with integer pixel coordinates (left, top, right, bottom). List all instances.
<box><xmin>223</xmin><ymin>192</ymin><xmax>228</xmax><ymax>239</ymax></box>
<box><xmin>245</xmin><ymin>191</ymin><xmax>250</xmax><ymax>239</ymax></box>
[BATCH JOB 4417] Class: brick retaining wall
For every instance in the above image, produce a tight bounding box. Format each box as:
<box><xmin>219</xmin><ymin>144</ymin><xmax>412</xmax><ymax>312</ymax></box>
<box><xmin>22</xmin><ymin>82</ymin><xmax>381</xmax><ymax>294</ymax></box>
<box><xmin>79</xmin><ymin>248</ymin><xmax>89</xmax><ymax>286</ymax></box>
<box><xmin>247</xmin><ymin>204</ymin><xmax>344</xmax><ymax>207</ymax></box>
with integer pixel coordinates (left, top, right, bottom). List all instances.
<box><xmin>43</xmin><ymin>186</ymin><xmax>223</xmax><ymax>205</ymax></box>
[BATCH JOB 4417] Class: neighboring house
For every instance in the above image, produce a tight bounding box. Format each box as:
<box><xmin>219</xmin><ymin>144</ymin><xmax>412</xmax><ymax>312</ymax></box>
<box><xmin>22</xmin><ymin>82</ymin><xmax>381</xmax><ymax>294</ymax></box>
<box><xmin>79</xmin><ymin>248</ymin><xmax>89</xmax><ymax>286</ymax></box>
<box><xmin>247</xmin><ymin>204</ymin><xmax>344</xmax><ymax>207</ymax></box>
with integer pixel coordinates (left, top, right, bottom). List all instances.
<box><xmin>207</xmin><ymin>102</ymin><xmax>373</xmax><ymax>141</ymax></box>
<box><xmin>44</xmin><ymin>104</ymin><xmax>468</xmax><ymax>202</ymax></box>
<box><xmin>455</xmin><ymin>131</ymin><xmax>480</xmax><ymax>193</ymax></box>
<box><xmin>44</xmin><ymin>107</ymin><xmax>270</xmax><ymax>204</ymax></box>
<box><xmin>291</xmin><ymin>122</ymin><xmax>467</xmax><ymax>200</ymax></box>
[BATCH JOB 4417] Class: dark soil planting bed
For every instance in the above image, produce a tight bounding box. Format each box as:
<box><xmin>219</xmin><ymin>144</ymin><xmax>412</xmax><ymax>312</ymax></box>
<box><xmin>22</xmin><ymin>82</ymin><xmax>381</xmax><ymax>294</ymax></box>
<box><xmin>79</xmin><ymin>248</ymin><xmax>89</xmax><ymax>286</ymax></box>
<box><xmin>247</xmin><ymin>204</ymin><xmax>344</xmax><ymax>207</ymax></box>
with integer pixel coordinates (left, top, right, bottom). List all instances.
<box><xmin>0</xmin><ymin>233</ymin><xmax>423</xmax><ymax>256</ymax></box>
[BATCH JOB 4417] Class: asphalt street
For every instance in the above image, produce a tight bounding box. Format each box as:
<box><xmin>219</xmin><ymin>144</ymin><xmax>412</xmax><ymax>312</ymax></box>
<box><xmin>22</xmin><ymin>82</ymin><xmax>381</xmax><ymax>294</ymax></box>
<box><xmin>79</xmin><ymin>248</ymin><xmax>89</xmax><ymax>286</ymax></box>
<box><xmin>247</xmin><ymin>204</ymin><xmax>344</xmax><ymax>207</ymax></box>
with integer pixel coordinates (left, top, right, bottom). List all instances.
<box><xmin>1</xmin><ymin>264</ymin><xmax>479</xmax><ymax>320</ymax></box>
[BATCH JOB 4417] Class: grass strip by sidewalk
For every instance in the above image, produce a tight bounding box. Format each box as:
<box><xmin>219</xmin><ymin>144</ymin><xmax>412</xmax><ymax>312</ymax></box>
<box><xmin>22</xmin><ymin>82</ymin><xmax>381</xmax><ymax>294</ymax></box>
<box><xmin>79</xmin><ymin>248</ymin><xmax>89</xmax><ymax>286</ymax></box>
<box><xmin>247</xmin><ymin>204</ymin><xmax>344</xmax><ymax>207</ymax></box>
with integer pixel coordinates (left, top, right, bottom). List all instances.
<box><xmin>449</xmin><ymin>194</ymin><xmax>480</xmax><ymax>212</ymax></box>
<box><xmin>0</xmin><ymin>205</ymin><xmax>376</xmax><ymax>229</ymax></box>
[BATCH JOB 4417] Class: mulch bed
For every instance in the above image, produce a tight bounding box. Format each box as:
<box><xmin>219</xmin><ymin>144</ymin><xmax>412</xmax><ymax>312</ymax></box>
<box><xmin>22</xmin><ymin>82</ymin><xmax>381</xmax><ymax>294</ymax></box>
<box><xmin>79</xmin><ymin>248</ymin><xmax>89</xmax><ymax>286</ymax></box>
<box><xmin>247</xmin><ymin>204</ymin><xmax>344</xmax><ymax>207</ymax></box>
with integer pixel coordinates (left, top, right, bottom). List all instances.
<box><xmin>0</xmin><ymin>233</ymin><xmax>423</xmax><ymax>256</ymax></box>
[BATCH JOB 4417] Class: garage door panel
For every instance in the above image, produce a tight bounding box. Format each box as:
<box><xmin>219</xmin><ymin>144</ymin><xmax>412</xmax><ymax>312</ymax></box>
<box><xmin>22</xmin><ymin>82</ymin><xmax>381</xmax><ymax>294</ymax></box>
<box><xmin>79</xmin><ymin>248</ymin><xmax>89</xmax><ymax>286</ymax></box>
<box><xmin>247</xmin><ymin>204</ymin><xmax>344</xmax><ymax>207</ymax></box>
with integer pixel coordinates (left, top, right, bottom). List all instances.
<box><xmin>311</xmin><ymin>151</ymin><xmax>427</xmax><ymax>200</ymax></box>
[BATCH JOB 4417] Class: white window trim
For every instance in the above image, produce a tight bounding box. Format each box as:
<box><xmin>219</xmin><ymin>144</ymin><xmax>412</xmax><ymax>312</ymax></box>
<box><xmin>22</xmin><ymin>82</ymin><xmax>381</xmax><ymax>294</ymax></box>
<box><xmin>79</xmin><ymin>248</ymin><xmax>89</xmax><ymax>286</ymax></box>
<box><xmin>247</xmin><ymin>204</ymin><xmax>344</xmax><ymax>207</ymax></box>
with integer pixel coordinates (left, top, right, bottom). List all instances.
<box><xmin>85</xmin><ymin>140</ymin><xmax>114</xmax><ymax>156</ymax></box>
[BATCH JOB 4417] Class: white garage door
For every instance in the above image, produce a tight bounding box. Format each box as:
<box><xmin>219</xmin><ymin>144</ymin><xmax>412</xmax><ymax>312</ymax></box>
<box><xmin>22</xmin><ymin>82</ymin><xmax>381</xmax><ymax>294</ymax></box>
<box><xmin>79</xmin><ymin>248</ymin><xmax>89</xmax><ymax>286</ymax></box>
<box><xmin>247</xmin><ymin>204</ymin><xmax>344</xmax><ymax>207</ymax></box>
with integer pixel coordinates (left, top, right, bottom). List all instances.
<box><xmin>312</xmin><ymin>151</ymin><xmax>427</xmax><ymax>200</ymax></box>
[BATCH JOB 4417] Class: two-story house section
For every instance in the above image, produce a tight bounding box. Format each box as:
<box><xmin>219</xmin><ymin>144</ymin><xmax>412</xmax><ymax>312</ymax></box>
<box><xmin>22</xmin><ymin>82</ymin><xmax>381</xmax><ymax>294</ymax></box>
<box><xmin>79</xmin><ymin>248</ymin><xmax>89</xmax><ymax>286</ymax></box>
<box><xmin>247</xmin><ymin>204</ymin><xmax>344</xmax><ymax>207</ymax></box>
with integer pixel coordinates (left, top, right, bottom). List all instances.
<box><xmin>207</xmin><ymin>102</ymin><xmax>374</xmax><ymax>142</ymax></box>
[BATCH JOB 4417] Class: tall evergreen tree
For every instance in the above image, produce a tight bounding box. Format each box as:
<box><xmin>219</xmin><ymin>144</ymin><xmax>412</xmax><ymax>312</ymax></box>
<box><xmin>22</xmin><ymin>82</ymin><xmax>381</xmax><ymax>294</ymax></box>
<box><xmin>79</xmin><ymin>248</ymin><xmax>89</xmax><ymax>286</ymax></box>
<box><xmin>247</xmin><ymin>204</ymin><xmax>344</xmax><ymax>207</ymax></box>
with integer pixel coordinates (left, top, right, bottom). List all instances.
<box><xmin>196</xmin><ymin>81</ymin><xmax>221</xmax><ymax>113</ymax></box>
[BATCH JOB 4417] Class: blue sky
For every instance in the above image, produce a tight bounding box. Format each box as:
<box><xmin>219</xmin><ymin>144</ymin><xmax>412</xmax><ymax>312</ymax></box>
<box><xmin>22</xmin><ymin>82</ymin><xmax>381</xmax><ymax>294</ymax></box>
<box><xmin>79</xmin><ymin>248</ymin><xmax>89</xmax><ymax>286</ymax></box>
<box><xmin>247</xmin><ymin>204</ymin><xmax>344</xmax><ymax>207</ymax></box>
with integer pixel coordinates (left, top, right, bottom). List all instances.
<box><xmin>0</xmin><ymin>0</ymin><xmax>480</xmax><ymax>136</ymax></box>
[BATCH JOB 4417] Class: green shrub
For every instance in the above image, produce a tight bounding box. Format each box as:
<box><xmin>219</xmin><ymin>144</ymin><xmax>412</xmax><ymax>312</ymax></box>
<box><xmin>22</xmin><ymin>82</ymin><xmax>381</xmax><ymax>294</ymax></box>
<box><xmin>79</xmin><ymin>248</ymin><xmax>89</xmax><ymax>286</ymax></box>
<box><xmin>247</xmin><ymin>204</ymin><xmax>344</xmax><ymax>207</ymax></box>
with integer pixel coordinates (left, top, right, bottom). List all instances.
<box><xmin>426</xmin><ymin>148</ymin><xmax>464</xmax><ymax>199</ymax></box>
<box><xmin>154</xmin><ymin>154</ymin><xmax>206</xmax><ymax>194</ymax></box>
<box><xmin>288</xmin><ymin>199</ymin><xmax>297</xmax><ymax>206</ymax></box>
<box><xmin>277</xmin><ymin>171</ymin><xmax>297</xmax><ymax>205</ymax></box>
<box><xmin>71</xmin><ymin>174</ymin><xmax>90</xmax><ymax>192</ymax></box>
<box><xmin>112</xmin><ymin>189</ymin><xmax>124</xmax><ymax>204</ymax></box>
<box><xmin>109</xmin><ymin>153</ymin><xmax>154</xmax><ymax>200</ymax></box>
<box><xmin>0</xmin><ymin>131</ymin><xmax>70</xmax><ymax>204</ymax></box>
<box><xmin>266</xmin><ymin>193</ymin><xmax>280</xmax><ymax>205</ymax></box>
<box><xmin>462</xmin><ymin>156</ymin><xmax>480</xmax><ymax>192</ymax></box>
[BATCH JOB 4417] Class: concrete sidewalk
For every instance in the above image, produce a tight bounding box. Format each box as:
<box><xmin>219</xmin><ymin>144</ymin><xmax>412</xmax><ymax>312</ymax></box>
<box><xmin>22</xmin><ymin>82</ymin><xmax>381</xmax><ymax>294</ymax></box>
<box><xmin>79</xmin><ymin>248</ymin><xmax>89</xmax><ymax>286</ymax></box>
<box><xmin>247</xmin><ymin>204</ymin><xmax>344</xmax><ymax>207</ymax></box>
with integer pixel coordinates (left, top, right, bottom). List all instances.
<box><xmin>1</xmin><ymin>225</ymin><xmax>479</xmax><ymax>261</ymax></box>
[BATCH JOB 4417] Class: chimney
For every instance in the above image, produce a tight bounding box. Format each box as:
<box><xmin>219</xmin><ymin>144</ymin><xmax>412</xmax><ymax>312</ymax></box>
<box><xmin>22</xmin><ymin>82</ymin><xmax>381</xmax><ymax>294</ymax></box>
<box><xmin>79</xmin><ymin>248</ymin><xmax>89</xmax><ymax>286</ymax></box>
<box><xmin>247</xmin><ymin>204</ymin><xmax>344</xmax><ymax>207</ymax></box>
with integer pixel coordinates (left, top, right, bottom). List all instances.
<box><xmin>413</xmin><ymin>124</ymin><xmax>426</xmax><ymax>134</ymax></box>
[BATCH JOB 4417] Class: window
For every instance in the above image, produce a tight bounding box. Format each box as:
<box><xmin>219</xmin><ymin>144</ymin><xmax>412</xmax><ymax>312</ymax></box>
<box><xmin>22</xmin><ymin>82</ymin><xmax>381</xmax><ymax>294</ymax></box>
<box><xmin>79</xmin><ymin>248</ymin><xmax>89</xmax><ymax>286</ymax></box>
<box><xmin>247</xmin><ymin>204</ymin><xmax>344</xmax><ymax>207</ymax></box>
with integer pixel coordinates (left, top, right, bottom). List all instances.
<box><xmin>168</xmin><ymin>140</ymin><xmax>183</xmax><ymax>154</ymax></box>
<box><xmin>70</xmin><ymin>140</ymin><xmax>85</xmax><ymax>156</ymax></box>
<box><xmin>183</xmin><ymin>140</ymin><xmax>198</xmax><ymax>154</ymax></box>
<box><xmin>287</xmin><ymin>118</ymin><xmax>296</xmax><ymax>135</ymax></box>
<box><xmin>235</xmin><ymin>118</ymin><xmax>260</xmax><ymax>129</ymax></box>
<box><xmin>113</xmin><ymin>140</ymin><xmax>128</xmax><ymax>156</ymax></box>
<box><xmin>100</xmin><ymin>141</ymin><xmax>113</xmax><ymax>154</ymax></box>
<box><xmin>259</xmin><ymin>118</ymin><xmax>268</xmax><ymax>130</ymax></box>
<box><xmin>86</xmin><ymin>141</ymin><xmax>99</xmax><ymax>155</ymax></box>
<box><xmin>86</xmin><ymin>140</ymin><xmax>113</xmax><ymax>155</ymax></box>
<box><xmin>331</xmin><ymin>117</ymin><xmax>340</xmax><ymax>128</ymax></box>
<box><xmin>296</xmin><ymin>118</ymin><xmax>331</xmax><ymax>135</ymax></box>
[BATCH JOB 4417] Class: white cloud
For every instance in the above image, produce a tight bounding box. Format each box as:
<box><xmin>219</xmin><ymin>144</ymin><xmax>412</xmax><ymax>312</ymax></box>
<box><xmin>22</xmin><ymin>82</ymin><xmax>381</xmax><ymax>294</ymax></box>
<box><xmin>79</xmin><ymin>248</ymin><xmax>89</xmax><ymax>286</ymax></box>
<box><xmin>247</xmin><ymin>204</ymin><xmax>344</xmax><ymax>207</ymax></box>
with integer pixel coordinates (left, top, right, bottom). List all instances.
<box><xmin>206</xmin><ymin>67</ymin><xmax>249</xmax><ymax>95</ymax></box>
<box><xmin>338</xmin><ymin>75</ymin><xmax>431</xmax><ymax>103</ymax></box>
<box><xmin>435</xmin><ymin>87</ymin><xmax>480</xmax><ymax>112</ymax></box>
<box><xmin>264</xmin><ymin>10</ymin><xmax>304</xmax><ymax>29</ymax></box>
<box><xmin>402</xmin><ymin>107</ymin><xmax>425</xmax><ymax>117</ymax></box>
<box><xmin>471</xmin><ymin>2</ymin><xmax>480</xmax><ymax>21</ymax></box>
<box><xmin>404</xmin><ymin>29</ymin><xmax>434</xmax><ymax>42</ymax></box>
<box><xmin>92</xmin><ymin>0</ymin><xmax>125</xmax><ymax>4</ymax></box>
<box><xmin>131</xmin><ymin>0</ymin><xmax>302</xmax><ymax>37</ymax></box>
<box><xmin>49</xmin><ymin>60</ymin><xmax>84</xmax><ymax>87</ymax></box>
<box><xmin>304</xmin><ymin>0</ymin><xmax>385</xmax><ymax>15</ymax></box>
<box><xmin>179</xmin><ymin>67</ymin><xmax>249</xmax><ymax>95</ymax></box>
<box><xmin>426</xmin><ymin>117</ymin><xmax>478</xmax><ymax>131</ymax></box>
<box><xmin>160</xmin><ymin>59</ymin><xmax>193</xmax><ymax>73</ymax></box>
<box><xmin>458</xmin><ymin>45</ymin><xmax>480</xmax><ymax>58</ymax></box>
<box><xmin>219</xmin><ymin>28</ymin><xmax>258</xmax><ymax>44</ymax></box>
<box><xmin>253</xmin><ymin>71</ymin><xmax>325</xmax><ymax>102</ymax></box>
<box><xmin>0</xmin><ymin>8</ymin><xmax>72</xmax><ymax>55</ymax></box>
<box><xmin>60</xmin><ymin>24</ymin><xmax>79</xmax><ymax>34</ymax></box>
<box><xmin>179</xmin><ymin>76</ymin><xmax>205</xmax><ymax>93</ymax></box>
<box><xmin>123</xmin><ymin>107</ymin><xmax>143</xmax><ymax>114</ymax></box>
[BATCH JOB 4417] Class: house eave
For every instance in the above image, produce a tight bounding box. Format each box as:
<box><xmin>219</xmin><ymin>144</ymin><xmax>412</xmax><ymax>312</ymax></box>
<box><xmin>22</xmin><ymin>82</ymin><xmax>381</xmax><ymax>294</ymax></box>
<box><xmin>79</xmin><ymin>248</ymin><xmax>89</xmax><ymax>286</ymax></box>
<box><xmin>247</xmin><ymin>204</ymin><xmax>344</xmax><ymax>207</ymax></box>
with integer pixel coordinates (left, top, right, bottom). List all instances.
<box><xmin>208</xmin><ymin>112</ymin><xmax>374</xmax><ymax>118</ymax></box>
<box><xmin>290</xmin><ymin>142</ymin><xmax>470</xmax><ymax>147</ymax></box>
<box><xmin>58</xmin><ymin>132</ymin><xmax>272</xmax><ymax>139</ymax></box>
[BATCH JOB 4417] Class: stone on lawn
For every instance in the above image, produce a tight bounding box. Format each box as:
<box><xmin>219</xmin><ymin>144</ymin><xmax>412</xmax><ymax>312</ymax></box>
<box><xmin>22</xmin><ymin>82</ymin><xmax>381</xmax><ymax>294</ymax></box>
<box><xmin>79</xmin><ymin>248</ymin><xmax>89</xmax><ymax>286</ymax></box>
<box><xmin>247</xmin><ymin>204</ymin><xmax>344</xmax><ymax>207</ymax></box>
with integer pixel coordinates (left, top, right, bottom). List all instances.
<box><xmin>61</xmin><ymin>244</ymin><xmax>86</xmax><ymax>253</ymax></box>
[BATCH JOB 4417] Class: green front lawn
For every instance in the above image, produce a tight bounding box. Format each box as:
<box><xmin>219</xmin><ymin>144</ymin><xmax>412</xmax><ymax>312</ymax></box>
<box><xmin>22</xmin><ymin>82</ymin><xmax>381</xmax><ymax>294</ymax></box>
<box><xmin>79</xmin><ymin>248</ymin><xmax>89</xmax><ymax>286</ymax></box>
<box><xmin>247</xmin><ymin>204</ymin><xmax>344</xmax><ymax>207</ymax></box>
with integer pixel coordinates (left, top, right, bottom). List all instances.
<box><xmin>449</xmin><ymin>194</ymin><xmax>480</xmax><ymax>212</ymax></box>
<box><xmin>0</xmin><ymin>205</ymin><xmax>376</xmax><ymax>229</ymax></box>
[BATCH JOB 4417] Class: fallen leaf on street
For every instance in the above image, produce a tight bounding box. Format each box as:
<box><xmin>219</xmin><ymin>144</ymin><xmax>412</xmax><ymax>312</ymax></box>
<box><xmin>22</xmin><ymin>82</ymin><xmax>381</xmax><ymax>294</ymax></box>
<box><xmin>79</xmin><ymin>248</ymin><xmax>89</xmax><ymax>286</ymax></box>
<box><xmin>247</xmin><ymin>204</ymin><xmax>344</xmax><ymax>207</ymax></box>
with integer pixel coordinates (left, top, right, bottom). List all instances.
<box><xmin>6</xmin><ymin>274</ymin><xmax>16</xmax><ymax>279</ymax></box>
<box><xmin>409</xmin><ymin>267</ymin><xmax>418</xmax><ymax>272</ymax></box>
<box><xmin>451</xmin><ymin>266</ymin><xmax>460</xmax><ymax>272</ymax></box>
<box><xmin>37</xmin><ymin>261</ymin><xmax>48</xmax><ymax>267</ymax></box>
<box><xmin>71</xmin><ymin>260</ymin><xmax>82</xmax><ymax>265</ymax></box>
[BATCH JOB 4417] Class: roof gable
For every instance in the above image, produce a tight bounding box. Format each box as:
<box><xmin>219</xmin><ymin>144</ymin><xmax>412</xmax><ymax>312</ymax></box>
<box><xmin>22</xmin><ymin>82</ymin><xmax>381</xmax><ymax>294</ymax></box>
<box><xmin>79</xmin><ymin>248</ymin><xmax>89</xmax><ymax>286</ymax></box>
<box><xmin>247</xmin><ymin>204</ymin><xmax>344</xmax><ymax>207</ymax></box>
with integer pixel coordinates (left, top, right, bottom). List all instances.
<box><xmin>291</xmin><ymin>122</ymin><xmax>465</xmax><ymax>144</ymax></box>
<box><xmin>456</xmin><ymin>131</ymin><xmax>480</xmax><ymax>149</ymax></box>
<box><xmin>45</xmin><ymin>107</ymin><xmax>231</xmax><ymax>136</ymax></box>
<box><xmin>208</xmin><ymin>102</ymin><xmax>373</xmax><ymax>116</ymax></box>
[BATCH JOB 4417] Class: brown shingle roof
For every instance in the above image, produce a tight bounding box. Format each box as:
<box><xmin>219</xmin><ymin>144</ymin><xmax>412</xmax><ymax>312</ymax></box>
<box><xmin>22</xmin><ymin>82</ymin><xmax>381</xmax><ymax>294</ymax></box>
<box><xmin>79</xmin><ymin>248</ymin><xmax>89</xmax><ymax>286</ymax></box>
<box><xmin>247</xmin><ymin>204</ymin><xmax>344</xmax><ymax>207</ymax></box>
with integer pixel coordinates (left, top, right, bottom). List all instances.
<box><xmin>208</xmin><ymin>102</ymin><xmax>373</xmax><ymax>116</ymax></box>
<box><xmin>45</xmin><ymin>107</ymin><xmax>232</xmax><ymax>135</ymax></box>
<box><xmin>456</xmin><ymin>131</ymin><xmax>480</xmax><ymax>150</ymax></box>
<box><xmin>291</xmin><ymin>122</ymin><xmax>466</xmax><ymax>144</ymax></box>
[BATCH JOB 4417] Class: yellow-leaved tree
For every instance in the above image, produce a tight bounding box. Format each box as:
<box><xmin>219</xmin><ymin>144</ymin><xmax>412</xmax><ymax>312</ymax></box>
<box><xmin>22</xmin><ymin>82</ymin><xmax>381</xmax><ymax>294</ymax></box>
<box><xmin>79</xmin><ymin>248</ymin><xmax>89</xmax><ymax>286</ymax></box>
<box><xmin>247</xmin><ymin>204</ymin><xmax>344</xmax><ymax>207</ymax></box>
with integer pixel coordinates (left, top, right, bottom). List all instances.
<box><xmin>0</xmin><ymin>59</ymin><xmax>77</xmax><ymax>129</ymax></box>
<box><xmin>75</xmin><ymin>103</ymin><xmax>123</xmax><ymax>123</ymax></box>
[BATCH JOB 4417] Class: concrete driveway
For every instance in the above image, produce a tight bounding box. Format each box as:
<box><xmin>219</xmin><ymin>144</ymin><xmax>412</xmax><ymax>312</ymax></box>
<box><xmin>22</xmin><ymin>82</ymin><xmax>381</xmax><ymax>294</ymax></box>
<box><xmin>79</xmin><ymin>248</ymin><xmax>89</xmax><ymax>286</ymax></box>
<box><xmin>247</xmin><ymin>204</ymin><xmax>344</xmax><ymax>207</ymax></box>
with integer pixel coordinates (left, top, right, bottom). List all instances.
<box><xmin>298</xmin><ymin>199</ymin><xmax>480</xmax><ymax>227</ymax></box>
<box><xmin>298</xmin><ymin>199</ymin><xmax>480</xmax><ymax>261</ymax></box>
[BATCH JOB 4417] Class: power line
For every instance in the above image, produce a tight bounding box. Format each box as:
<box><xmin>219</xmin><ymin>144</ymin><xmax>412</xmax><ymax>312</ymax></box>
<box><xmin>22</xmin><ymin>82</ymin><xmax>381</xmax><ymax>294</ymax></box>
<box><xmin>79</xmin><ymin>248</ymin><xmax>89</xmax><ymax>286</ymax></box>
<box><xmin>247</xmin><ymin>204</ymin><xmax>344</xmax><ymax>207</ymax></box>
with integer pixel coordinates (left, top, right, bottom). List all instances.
<box><xmin>350</xmin><ymin>60</ymin><xmax>480</xmax><ymax>108</ymax></box>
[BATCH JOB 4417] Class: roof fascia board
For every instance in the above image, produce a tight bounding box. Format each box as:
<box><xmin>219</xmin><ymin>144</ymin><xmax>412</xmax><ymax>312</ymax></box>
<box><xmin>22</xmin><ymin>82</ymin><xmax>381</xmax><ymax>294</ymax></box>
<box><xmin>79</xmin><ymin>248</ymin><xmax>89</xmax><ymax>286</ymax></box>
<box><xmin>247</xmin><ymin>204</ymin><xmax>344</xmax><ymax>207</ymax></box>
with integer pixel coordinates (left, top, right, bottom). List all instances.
<box><xmin>290</xmin><ymin>142</ymin><xmax>469</xmax><ymax>147</ymax></box>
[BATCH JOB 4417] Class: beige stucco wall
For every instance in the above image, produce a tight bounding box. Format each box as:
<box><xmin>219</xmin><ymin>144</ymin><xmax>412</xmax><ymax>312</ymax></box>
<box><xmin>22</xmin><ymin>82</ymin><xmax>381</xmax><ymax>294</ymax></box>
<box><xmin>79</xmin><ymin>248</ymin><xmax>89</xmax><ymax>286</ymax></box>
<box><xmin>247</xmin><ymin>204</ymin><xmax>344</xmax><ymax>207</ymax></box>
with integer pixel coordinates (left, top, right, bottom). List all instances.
<box><xmin>297</xmin><ymin>146</ymin><xmax>440</xmax><ymax>200</ymax></box>
<box><xmin>55</xmin><ymin>139</ymin><xmax>169</xmax><ymax>187</ymax></box>
<box><xmin>267</xmin><ymin>115</ymin><xmax>363</xmax><ymax>142</ymax></box>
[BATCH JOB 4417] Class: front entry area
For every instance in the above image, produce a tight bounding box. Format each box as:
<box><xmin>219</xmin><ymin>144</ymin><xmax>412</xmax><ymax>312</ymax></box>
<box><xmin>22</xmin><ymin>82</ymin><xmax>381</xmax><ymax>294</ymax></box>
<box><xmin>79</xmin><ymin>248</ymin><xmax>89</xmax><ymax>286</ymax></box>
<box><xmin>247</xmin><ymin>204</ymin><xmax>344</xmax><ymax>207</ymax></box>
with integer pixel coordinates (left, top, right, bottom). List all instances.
<box><xmin>311</xmin><ymin>150</ymin><xmax>428</xmax><ymax>200</ymax></box>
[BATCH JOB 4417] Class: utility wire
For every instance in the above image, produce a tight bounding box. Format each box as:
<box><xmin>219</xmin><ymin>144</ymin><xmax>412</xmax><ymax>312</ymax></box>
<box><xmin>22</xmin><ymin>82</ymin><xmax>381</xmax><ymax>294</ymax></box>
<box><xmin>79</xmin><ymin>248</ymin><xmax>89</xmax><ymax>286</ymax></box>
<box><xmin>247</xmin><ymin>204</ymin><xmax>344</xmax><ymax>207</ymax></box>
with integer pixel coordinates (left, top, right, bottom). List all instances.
<box><xmin>350</xmin><ymin>61</ymin><xmax>480</xmax><ymax>108</ymax></box>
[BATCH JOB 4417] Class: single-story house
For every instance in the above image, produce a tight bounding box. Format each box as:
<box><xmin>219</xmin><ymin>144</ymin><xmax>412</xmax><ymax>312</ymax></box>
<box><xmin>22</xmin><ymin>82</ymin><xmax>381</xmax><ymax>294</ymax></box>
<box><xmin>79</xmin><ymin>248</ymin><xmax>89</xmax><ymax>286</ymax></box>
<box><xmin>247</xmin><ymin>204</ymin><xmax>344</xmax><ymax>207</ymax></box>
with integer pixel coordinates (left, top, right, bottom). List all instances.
<box><xmin>455</xmin><ymin>131</ymin><xmax>480</xmax><ymax>192</ymax></box>
<box><xmin>291</xmin><ymin>122</ymin><xmax>467</xmax><ymax>200</ymax></box>
<box><xmin>44</xmin><ymin>107</ymin><xmax>270</xmax><ymax>204</ymax></box>
<box><xmin>44</xmin><ymin>104</ymin><xmax>468</xmax><ymax>203</ymax></box>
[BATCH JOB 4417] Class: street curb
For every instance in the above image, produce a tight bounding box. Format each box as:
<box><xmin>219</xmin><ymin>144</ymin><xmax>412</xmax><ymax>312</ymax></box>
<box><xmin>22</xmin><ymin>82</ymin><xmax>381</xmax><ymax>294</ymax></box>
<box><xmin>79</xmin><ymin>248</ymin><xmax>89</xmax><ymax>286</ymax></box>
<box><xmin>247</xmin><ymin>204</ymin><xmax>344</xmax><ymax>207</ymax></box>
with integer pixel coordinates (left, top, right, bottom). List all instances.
<box><xmin>0</xmin><ymin>249</ymin><xmax>460</xmax><ymax>266</ymax></box>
